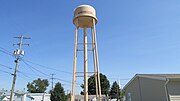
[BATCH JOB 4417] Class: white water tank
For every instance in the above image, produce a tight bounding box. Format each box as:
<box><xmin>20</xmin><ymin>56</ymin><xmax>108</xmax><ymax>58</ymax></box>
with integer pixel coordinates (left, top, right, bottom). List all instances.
<box><xmin>73</xmin><ymin>5</ymin><xmax>97</xmax><ymax>28</ymax></box>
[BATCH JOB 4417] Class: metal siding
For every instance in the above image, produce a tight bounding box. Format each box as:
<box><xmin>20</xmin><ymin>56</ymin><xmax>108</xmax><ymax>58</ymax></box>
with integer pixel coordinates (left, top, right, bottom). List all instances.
<box><xmin>139</xmin><ymin>77</ymin><xmax>167</xmax><ymax>101</ymax></box>
<box><xmin>168</xmin><ymin>81</ymin><xmax>180</xmax><ymax>95</ymax></box>
<box><xmin>44</xmin><ymin>95</ymin><xmax>51</xmax><ymax>101</ymax></box>
<box><xmin>125</xmin><ymin>78</ymin><xmax>141</xmax><ymax>101</ymax></box>
<box><xmin>31</xmin><ymin>96</ymin><xmax>43</xmax><ymax>101</ymax></box>
<box><xmin>168</xmin><ymin>81</ymin><xmax>180</xmax><ymax>101</ymax></box>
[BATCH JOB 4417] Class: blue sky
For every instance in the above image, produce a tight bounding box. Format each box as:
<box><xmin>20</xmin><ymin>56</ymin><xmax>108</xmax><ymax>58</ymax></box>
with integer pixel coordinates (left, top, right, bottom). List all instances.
<box><xmin>0</xmin><ymin>0</ymin><xmax>180</xmax><ymax>94</ymax></box>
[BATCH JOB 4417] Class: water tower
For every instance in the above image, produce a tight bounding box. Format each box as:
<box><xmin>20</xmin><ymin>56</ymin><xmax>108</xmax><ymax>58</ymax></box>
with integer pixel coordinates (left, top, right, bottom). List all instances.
<box><xmin>71</xmin><ymin>5</ymin><xmax>102</xmax><ymax>101</ymax></box>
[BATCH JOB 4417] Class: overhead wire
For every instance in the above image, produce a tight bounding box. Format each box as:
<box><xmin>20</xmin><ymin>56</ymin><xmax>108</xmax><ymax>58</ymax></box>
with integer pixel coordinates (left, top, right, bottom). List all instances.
<box><xmin>0</xmin><ymin>46</ymin><xmax>14</xmax><ymax>58</ymax></box>
<box><xmin>0</xmin><ymin>63</ymin><xmax>14</xmax><ymax>77</ymax></box>
<box><xmin>0</xmin><ymin>46</ymin><xmax>81</xmax><ymax>88</ymax></box>
<box><xmin>22</xmin><ymin>59</ymin><xmax>50</xmax><ymax>78</ymax></box>
<box><xmin>0</xmin><ymin>69</ymin><xmax>13</xmax><ymax>75</ymax></box>
<box><xmin>0</xmin><ymin>48</ymin><xmax>124</xmax><ymax>93</ymax></box>
<box><xmin>0</xmin><ymin>46</ymin><xmax>72</xmax><ymax>75</ymax></box>
<box><xmin>0</xmin><ymin>49</ymin><xmax>14</xmax><ymax>57</ymax></box>
<box><xmin>17</xmin><ymin>70</ymin><xmax>34</xmax><ymax>80</ymax></box>
<box><xmin>22</xmin><ymin>60</ymin><xmax>44</xmax><ymax>77</ymax></box>
<box><xmin>0</xmin><ymin>63</ymin><xmax>13</xmax><ymax>69</ymax></box>
<box><xmin>54</xmin><ymin>78</ymin><xmax>73</xmax><ymax>84</ymax></box>
<box><xmin>0</xmin><ymin>47</ymin><xmax>48</xmax><ymax>81</ymax></box>
<box><xmin>13</xmin><ymin>51</ymin><xmax>73</xmax><ymax>85</ymax></box>
<box><xmin>0</xmin><ymin>47</ymin><xmax>12</xmax><ymax>53</ymax></box>
<box><xmin>0</xmin><ymin>63</ymin><xmax>35</xmax><ymax>81</ymax></box>
<box><xmin>24</xmin><ymin>59</ymin><xmax>72</xmax><ymax>74</ymax></box>
<box><xmin>21</xmin><ymin>59</ymin><xmax>78</xmax><ymax>86</ymax></box>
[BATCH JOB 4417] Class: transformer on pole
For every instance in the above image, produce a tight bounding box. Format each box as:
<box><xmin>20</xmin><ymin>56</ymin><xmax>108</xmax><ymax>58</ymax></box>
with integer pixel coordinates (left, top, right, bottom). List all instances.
<box><xmin>71</xmin><ymin>5</ymin><xmax>101</xmax><ymax>101</ymax></box>
<box><xmin>10</xmin><ymin>35</ymin><xmax>30</xmax><ymax>101</ymax></box>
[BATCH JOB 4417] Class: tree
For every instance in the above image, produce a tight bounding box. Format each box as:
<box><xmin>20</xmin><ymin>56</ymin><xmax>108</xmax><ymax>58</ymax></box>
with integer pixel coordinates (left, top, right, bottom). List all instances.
<box><xmin>80</xmin><ymin>73</ymin><xmax>110</xmax><ymax>96</ymax></box>
<box><xmin>120</xmin><ymin>89</ymin><xmax>125</xmax><ymax>100</ymax></box>
<box><xmin>50</xmin><ymin>82</ymin><xmax>66</xmax><ymax>101</ymax></box>
<box><xmin>27</xmin><ymin>78</ymin><xmax>49</xmax><ymax>93</ymax></box>
<box><xmin>110</xmin><ymin>81</ymin><xmax>120</xmax><ymax>99</ymax></box>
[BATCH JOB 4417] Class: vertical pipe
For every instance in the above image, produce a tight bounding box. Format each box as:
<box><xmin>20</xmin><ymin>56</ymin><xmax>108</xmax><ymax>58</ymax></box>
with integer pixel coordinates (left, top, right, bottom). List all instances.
<box><xmin>84</xmin><ymin>27</ymin><xmax>88</xmax><ymax>101</ymax></box>
<box><xmin>71</xmin><ymin>27</ymin><xmax>79</xmax><ymax>101</ymax></box>
<box><xmin>164</xmin><ymin>79</ymin><xmax>170</xmax><ymax>101</ymax></box>
<box><xmin>92</xmin><ymin>19</ymin><xmax>102</xmax><ymax>100</ymax></box>
<box><xmin>91</xmin><ymin>27</ymin><xmax>99</xmax><ymax>99</ymax></box>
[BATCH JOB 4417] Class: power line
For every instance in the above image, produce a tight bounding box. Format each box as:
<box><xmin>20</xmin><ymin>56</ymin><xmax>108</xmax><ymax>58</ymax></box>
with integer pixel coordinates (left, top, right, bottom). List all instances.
<box><xmin>18</xmin><ymin>70</ymin><xmax>40</xmax><ymax>79</ymax></box>
<box><xmin>22</xmin><ymin>59</ymin><xmax>50</xmax><ymax>78</ymax></box>
<box><xmin>22</xmin><ymin>59</ymin><xmax>78</xmax><ymax>86</ymax></box>
<box><xmin>17</xmin><ymin>70</ymin><xmax>34</xmax><ymax>80</ymax></box>
<box><xmin>0</xmin><ymin>46</ymin><xmax>80</xmax><ymax>91</ymax></box>
<box><xmin>0</xmin><ymin>47</ymin><xmax>41</xmax><ymax>79</ymax></box>
<box><xmin>0</xmin><ymin>47</ymin><xmax>12</xmax><ymax>53</ymax></box>
<box><xmin>54</xmin><ymin>77</ymin><xmax>81</xmax><ymax>87</ymax></box>
<box><xmin>0</xmin><ymin>46</ymin><xmax>14</xmax><ymax>58</ymax></box>
<box><xmin>0</xmin><ymin>47</ymin><xmax>72</xmax><ymax>75</ymax></box>
<box><xmin>0</xmin><ymin>69</ymin><xmax>13</xmax><ymax>75</ymax></box>
<box><xmin>0</xmin><ymin>64</ymin><xmax>13</xmax><ymax>69</ymax></box>
<box><xmin>0</xmin><ymin>49</ymin><xmax>14</xmax><ymax>57</ymax></box>
<box><xmin>54</xmin><ymin>77</ymin><xmax>72</xmax><ymax>84</ymax></box>
<box><xmin>0</xmin><ymin>64</ymin><xmax>33</xmax><ymax>80</ymax></box>
<box><xmin>21</xmin><ymin>60</ymin><xmax>43</xmax><ymax>77</ymax></box>
<box><xmin>24</xmin><ymin>59</ymin><xmax>72</xmax><ymax>74</ymax></box>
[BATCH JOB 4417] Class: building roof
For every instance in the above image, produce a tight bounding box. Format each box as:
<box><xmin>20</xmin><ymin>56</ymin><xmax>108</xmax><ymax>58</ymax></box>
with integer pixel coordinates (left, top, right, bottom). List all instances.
<box><xmin>138</xmin><ymin>74</ymin><xmax>180</xmax><ymax>78</ymax></box>
<box><xmin>75</xmin><ymin>95</ymin><xmax>106</xmax><ymax>99</ymax></box>
<box><xmin>123</xmin><ymin>74</ymin><xmax>180</xmax><ymax>90</ymax></box>
<box><xmin>15</xmin><ymin>91</ymin><xmax>26</xmax><ymax>95</ymax></box>
<box><xmin>27</xmin><ymin>93</ymin><xmax>50</xmax><ymax>96</ymax></box>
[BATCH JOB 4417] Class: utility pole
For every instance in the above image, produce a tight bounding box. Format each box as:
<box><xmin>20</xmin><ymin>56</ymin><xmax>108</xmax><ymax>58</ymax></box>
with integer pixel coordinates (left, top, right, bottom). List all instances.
<box><xmin>10</xmin><ymin>35</ymin><xmax>30</xmax><ymax>101</ymax></box>
<box><xmin>50</xmin><ymin>74</ymin><xmax>55</xmax><ymax>90</ymax></box>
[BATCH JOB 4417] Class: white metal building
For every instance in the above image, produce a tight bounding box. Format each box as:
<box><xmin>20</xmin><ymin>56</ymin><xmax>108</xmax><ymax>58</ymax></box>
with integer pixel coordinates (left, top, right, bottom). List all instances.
<box><xmin>74</xmin><ymin>95</ymin><xmax>107</xmax><ymax>101</ymax></box>
<box><xmin>27</xmin><ymin>93</ymin><xmax>50</xmax><ymax>101</ymax></box>
<box><xmin>123</xmin><ymin>74</ymin><xmax>180</xmax><ymax>101</ymax></box>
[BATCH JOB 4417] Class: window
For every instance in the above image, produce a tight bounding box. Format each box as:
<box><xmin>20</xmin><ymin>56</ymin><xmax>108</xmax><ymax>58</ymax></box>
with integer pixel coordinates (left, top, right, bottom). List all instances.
<box><xmin>102</xmin><ymin>99</ymin><xmax>106</xmax><ymax>101</ymax></box>
<box><xmin>127</xmin><ymin>93</ymin><xmax>132</xmax><ymax>101</ymax></box>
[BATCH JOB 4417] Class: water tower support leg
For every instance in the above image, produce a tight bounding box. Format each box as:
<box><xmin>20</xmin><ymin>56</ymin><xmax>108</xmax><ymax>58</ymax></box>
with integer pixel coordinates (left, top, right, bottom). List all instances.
<box><xmin>91</xmin><ymin>27</ymin><xmax>99</xmax><ymax>100</ymax></box>
<box><xmin>71</xmin><ymin>27</ymin><xmax>79</xmax><ymax>101</ymax></box>
<box><xmin>92</xmin><ymin>19</ymin><xmax>102</xmax><ymax>101</ymax></box>
<box><xmin>84</xmin><ymin>27</ymin><xmax>88</xmax><ymax>101</ymax></box>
